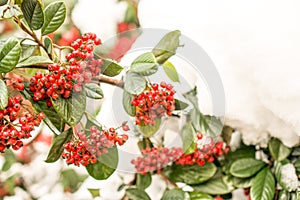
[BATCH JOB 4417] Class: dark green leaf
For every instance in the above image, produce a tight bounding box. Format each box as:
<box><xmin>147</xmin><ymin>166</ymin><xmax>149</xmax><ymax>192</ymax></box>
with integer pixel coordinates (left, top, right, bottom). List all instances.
<box><xmin>152</xmin><ymin>30</ymin><xmax>181</xmax><ymax>64</ymax></box>
<box><xmin>61</xmin><ymin>169</ymin><xmax>88</xmax><ymax>192</ymax></box>
<box><xmin>2</xmin><ymin>149</ymin><xmax>17</xmax><ymax>171</ymax></box>
<box><xmin>86</xmin><ymin>147</ymin><xmax>118</xmax><ymax>180</ymax></box>
<box><xmin>101</xmin><ymin>59</ymin><xmax>123</xmax><ymax>77</ymax></box>
<box><xmin>122</xmin><ymin>90</ymin><xmax>136</xmax><ymax>116</ymax></box>
<box><xmin>45</xmin><ymin>129</ymin><xmax>72</xmax><ymax>163</ymax></box>
<box><xmin>189</xmin><ymin>192</ymin><xmax>213</xmax><ymax>200</ymax></box>
<box><xmin>0</xmin><ymin>38</ymin><xmax>21</xmax><ymax>73</ymax></box>
<box><xmin>192</xmin><ymin>176</ymin><xmax>234</xmax><ymax>195</ymax></box>
<box><xmin>125</xmin><ymin>188</ymin><xmax>151</xmax><ymax>200</ymax></box>
<box><xmin>229</xmin><ymin>158</ymin><xmax>266</xmax><ymax>178</ymax></box>
<box><xmin>163</xmin><ymin>163</ymin><xmax>217</xmax><ymax>185</ymax></box>
<box><xmin>20</xmin><ymin>44</ymin><xmax>36</xmax><ymax>61</ymax></box>
<box><xmin>130</xmin><ymin>52</ymin><xmax>157</xmax><ymax>74</ymax></box>
<box><xmin>0</xmin><ymin>79</ymin><xmax>8</xmax><ymax>110</ymax></box>
<box><xmin>162</xmin><ymin>61</ymin><xmax>180</xmax><ymax>82</ymax></box>
<box><xmin>250</xmin><ymin>168</ymin><xmax>275</xmax><ymax>200</ymax></box>
<box><xmin>138</xmin><ymin>118</ymin><xmax>161</xmax><ymax>137</ymax></box>
<box><xmin>21</xmin><ymin>0</ymin><xmax>44</xmax><ymax>30</ymax></box>
<box><xmin>43</xmin><ymin>36</ymin><xmax>53</xmax><ymax>55</ymax></box>
<box><xmin>174</xmin><ymin>99</ymin><xmax>189</xmax><ymax>110</ymax></box>
<box><xmin>124</xmin><ymin>72</ymin><xmax>146</xmax><ymax>95</ymax></box>
<box><xmin>51</xmin><ymin>91</ymin><xmax>86</xmax><ymax>127</ymax></box>
<box><xmin>136</xmin><ymin>173</ymin><xmax>152</xmax><ymax>190</ymax></box>
<box><xmin>16</xmin><ymin>56</ymin><xmax>53</xmax><ymax>68</ymax></box>
<box><xmin>161</xmin><ymin>189</ymin><xmax>186</xmax><ymax>200</ymax></box>
<box><xmin>0</xmin><ymin>0</ymin><xmax>8</xmax><ymax>6</ymax></box>
<box><xmin>85</xmin><ymin>83</ymin><xmax>104</xmax><ymax>99</ymax></box>
<box><xmin>294</xmin><ymin>159</ymin><xmax>300</xmax><ymax>173</ymax></box>
<box><xmin>41</xmin><ymin>1</ymin><xmax>66</xmax><ymax>35</ymax></box>
<box><xmin>180</xmin><ymin>122</ymin><xmax>196</xmax><ymax>154</ymax></box>
<box><xmin>268</xmin><ymin>138</ymin><xmax>291</xmax><ymax>161</ymax></box>
<box><xmin>88</xmin><ymin>188</ymin><xmax>100</xmax><ymax>198</ymax></box>
<box><xmin>124</xmin><ymin>3</ymin><xmax>138</xmax><ymax>24</ymax></box>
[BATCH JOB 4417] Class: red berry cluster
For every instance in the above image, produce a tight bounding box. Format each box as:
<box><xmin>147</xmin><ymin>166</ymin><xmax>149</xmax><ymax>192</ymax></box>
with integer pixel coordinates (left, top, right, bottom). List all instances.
<box><xmin>0</xmin><ymin>96</ymin><xmax>44</xmax><ymax>152</ymax></box>
<box><xmin>131</xmin><ymin>82</ymin><xmax>176</xmax><ymax>125</ymax></box>
<box><xmin>66</xmin><ymin>32</ymin><xmax>103</xmax><ymax>82</ymax></box>
<box><xmin>6</xmin><ymin>75</ymin><xmax>25</xmax><ymax>91</ymax></box>
<box><xmin>175</xmin><ymin>133</ymin><xmax>229</xmax><ymax>166</ymax></box>
<box><xmin>131</xmin><ymin>147</ymin><xmax>182</xmax><ymax>175</ymax></box>
<box><xmin>62</xmin><ymin>126</ymin><xmax>128</xmax><ymax>167</ymax></box>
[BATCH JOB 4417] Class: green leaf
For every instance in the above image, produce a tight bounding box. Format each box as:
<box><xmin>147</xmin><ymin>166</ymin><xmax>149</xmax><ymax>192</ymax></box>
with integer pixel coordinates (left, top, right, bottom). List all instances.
<box><xmin>161</xmin><ymin>189</ymin><xmax>186</xmax><ymax>200</ymax></box>
<box><xmin>41</xmin><ymin>1</ymin><xmax>66</xmax><ymax>35</ymax></box>
<box><xmin>44</xmin><ymin>36</ymin><xmax>53</xmax><ymax>55</ymax></box>
<box><xmin>21</xmin><ymin>0</ymin><xmax>44</xmax><ymax>30</ymax></box>
<box><xmin>192</xmin><ymin>176</ymin><xmax>234</xmax><ymax>195</ymax></box>
<box><xmin>86</xmin><ymin>147</ymin><xmax>118</xmax><ymax>180</ymax></box>
<box><xmin>85</xmin><ymin>83</ymin><xmax>104</xmax><ymax>99</ymax></box>
<box><xmin>174</xmin><ymin>99</ymin><xmax>189</xmax><ymax>110</ymax></box>
<box><xmin>124</xmin><ymin>3</ymin><xmax>138</xmax><ymax>24</ymax></box>
<box><xmin>88</xmin><ymin>188</ymin><xmax>100</xmax><ymax>198</ymax></box>
<box><xmin>138</xmin><ymin>118</ymin><xmax>161</xmax><ymax>137</ymax></box>
<box><xmin>189</xmin><ymin>192</ymin><xmax>213</xmax><ymax>200</ymax></box>
<box><xmin>51</xmin><ymin>91</ymin><xmax>86</xmax><ymax>127</ymax></box>
<box><xmin>232</xmin><ymin>177</ymin><xmax>253</xmax><ymax>188</ymax></box>
<box><xmin>162</xmin><ymin>61</ymin><xmax>180</xmax><ymax>82</ymax></box>
<box><xmin>268</xmin><ymin>138</ymin><xmax>291</xmax><ymax>161</ymax></box>
<box><xmin>152</xmin><ymin>30</ymin><xmax>181</xmax><ymax>64</ymax></box>
<box><xmin>183</xmin><ymin>87</ymin><xmax>199</xmax><ymax>110</ymax></box>
<box><xmin>130</xmin><ymin>52</ymin><xmax>157</xmax><ymax>74</ymax></box>
<box><xmin>122</xmin><ymin>90</ymin><xmax>136</xmax><ymax>116</ymax></box>
<box><xmin>61</xmin><ymin>169</ymin><xmax>88</xmax><ymax>192</ymax></box>
<box><xmin>0</xmin><ymin>0</ymin><xmax>8</xmax><ymax>6</ymax></box>
<box><xmin>229</xmin><ymin>158</ymin><xmax>266</xmax><ymax>178</ymax></box>
<box><xmin>101</xmin><ymin>59</ymin><xmax>123</xmax><ymax>77</ymax></box>
<box><xmin>180</xmin><ymin>122</ymin><xmax>196</xmax><ymax>154</ymax></box>
<box><xmin>20</xmin><ymin>44</ymin><xmax>36</xmax><ymax>61</ymax></box>
<box><xmin>200</xmin><ymin>115</ymin><xmax>223</xmax><ymax>138</ymax></box>
<box><xmin>0</xmin><ymin>79</ymin><xmax>8</xmax><ymax>110</ymax></box>
<box><xmin>2</xmin><ymin>149</ymin><xmax>17</xmax><ymax>172</ymax></box>
<box><xmin>45</xmin><ymin>129</ymin><xmax>72</xmax><ymax>163</ymax></box>
<box><xmin>16</xmin><ymin>56</ymin><xmax>53</xmax><ymax>68</ymax></box>
<box><xmin>0</xmin><ymin>38</ymin><xmax>21</xmax><ymax>73</ymax></box>
<box><xmin>124</xmin><ymin>72</ymin><xmax>146</xmax><ymax>95</ymax></box>
<box><xmin>294</xmin><ymin>159</ymin><xmax>300</xmax><ymax>173</ymax></box>
<box><xmin>137</xmin><ymin>173</ymin><xmax>152</xmax><ymax>190</ymax></box>
<box><xmin>163</xmin><ymin>163</ymin><xmax>217</xmax><ymax>185</ymax></box>
<box><xmin>250</xmin><ymin>168</ymin><xmax>275</xmax><ymax>200</ymax></box>
<box><xmin>125</xmin><ymin>188</ymin><xmax>151</xmax><ymax>200</ymax></box>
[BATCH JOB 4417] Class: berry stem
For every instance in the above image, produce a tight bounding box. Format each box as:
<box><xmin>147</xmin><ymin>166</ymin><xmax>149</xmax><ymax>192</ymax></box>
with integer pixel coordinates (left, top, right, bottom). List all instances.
<box><xmin>13</xmin><ymin>16</ymin><xmax>53</xmax><ymax>60</ymax></box>
<box><xmin>92</xmin><ymin>76</ymin><xmax>124</xmax><ymax>88</ymax></box>
<box><xmin>159</xmin><ymin>173</ymin><xmax>178</xmax><ymax>188</ymax></box>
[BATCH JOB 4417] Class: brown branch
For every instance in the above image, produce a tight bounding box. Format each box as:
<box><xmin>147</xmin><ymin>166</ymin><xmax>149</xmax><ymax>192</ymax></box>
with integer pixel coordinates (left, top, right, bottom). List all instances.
<box><xmin>92</xmin><ymin>76</ymin><xmax>124</xmax><ymax>88</ymax></box>
<box><xmin>160</xmin><ymin>173</ymin><xmax>178</xmax><ymax>188</ymax></box>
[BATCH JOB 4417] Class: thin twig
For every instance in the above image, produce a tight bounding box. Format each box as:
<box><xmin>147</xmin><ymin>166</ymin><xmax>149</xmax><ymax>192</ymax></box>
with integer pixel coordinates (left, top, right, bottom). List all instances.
<box><xmin>92</xmin><ymin>76</ymin><xmax>124</xmax><ymax>88</ymax></box>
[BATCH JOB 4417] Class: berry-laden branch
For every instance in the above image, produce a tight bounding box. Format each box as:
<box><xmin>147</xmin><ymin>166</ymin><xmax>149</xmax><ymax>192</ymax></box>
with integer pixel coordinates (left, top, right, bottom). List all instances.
<box><xmin>92</xmin><ymin>76</ymin><xmax>124</xmax><ymax>88</ymax></box>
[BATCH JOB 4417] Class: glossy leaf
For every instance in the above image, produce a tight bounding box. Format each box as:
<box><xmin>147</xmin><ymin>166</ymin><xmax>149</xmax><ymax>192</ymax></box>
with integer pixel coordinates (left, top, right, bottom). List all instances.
<box><xmin>230</xmin><ymin>158</ymin><xmax>266</xmax><ymax>178</ymax></box>
<box><xmin>138</xmin><ymin>118</ymin><xmax>161</xmax><ymax>137</ymax></box>
<box><xmin>125</xmin><ymin>188</ymin><xmax>151</xmax><ymax>200</ymax></box>
<box><xmin>189</xmin><ymin>192</ymin><xmax>213</xmax><ymax>200</ymax></box>
<box><xmin>124</xmin><ymin>72</ymin><xmax>146</xmax><ymax>95</ymax></box>
<box><xmin>0</xmin><ymin>38</ymin><xmax>21</xmax><ymax>73</ymax></box>
<box><xmin>232</xmin><ymin>177</ymin><xmax>253</xmax><ymax>188</ymax></box>
<box><xmin>20</xmin><ymin>44</ymin><xmax>36</xmax><ymax>61</ymax></box>
<box><xmin>86</xmin><ymin>147</ymin><xmax>118</xmax><ymax>180</ymax></box>
<box><xmin>42</xmin><ymin>1</ymin><xmax>66</xmax><ymax>35</ymax></box>
<box><xmin>85</xmin><ymin>83</ymin><xmax>104</xmax><ymax>99</ymax></box>
<box><xmin>101</xmin><ymin>59</ymin><xmax>123</xmax><ymax>77</ymax></box>
<box><xmin>0</xmin><ymin>79</ymin><xmax>8</xmax><ymax>110</ymax></box>
<box><xmin>180</xmin><ymin>122</ymin><xmax>196</xmax><ymax>154</ymax></box>
<box><xmin>45</xmin><ymin>129</ymin><xmax>72</xmax><ymax>163</ymax></box>
<box><xmin>161</xmin><ymin>189</ymin><xmax>186</xmax><ymax>200</ymax></box>
<box><xmin>250</xmin><ymin>168</ymin><xmax>275</xmax><ymax>200</ymax></box>
<box><xmin>152</xmin><ymin>30</ymin><xmax>181</xmax><ymax>64</ymax></box>
<box><xmin>163</xmin><ymin>61</ymin><xmax>180</xmax><ymax>82</ymax></box>
<box><xmin>268</xmin><ymin>138</ymin><xmax>291</xmax><ymax>161</ymax></box>
<box><xmin>51</xmin><ymin>91</ymin><xmax>86</xmax><ymax>127</ymax></box>
<box><xmin>21</xmin><ymin>0</ymin><xmax>44</xmax><ymax>30</ymax></box>
<box><xmin>130</xmin><ymin>52</ymin><xmax>157</xmax><ymax>74</ymax></box>
<box><xmin>136</xmin><ymin>173</ymin><xmax>152</xmax><ymax>190</ymax></box>
<box><xmin>44</xmin><ymin>36</ymin><xmax>53</xmax><ymax>55</ymax></box>
<box><xmin>192</xmin><ymin>176</ymin><xmax>234</xmax><ymax>195</ymax></box>
<box><xmin>164</xmin><ymin>163</ymin><xmax>217</xmax><ymax>185</ymax></box>
<box><xmin>122</xmin><ymin>90</ymin><xmax>136</xmax><ymax>116</ymax></box>
<box><xmin>16</xmin><ymin>56</ymin><xmax>53</xmax><ymax>68</ymax></box>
